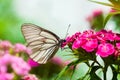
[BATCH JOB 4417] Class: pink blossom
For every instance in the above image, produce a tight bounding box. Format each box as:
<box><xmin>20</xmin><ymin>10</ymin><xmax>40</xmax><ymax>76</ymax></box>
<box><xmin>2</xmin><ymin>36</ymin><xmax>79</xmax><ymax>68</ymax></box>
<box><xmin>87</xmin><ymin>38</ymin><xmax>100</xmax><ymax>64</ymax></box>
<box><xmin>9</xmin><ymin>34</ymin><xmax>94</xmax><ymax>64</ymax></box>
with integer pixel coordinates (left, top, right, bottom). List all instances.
<box><xmin>116</xmin><ymin>43</ymin><xmax>120</xmax><ymax>49</ymax></box>
<box><xmin>0</xmin><ymin>73</ymin><xmax>14</xmax><ymax>80</ymax></box>
<box><xmin>96</xmin><ymin>30</ymin><xmax>117</xmax><ymax>42</ymax></box>
<box><xmin>51</xmin><ymin>57</ymin><xmax>63</xmax><ymax>66</ymax></box>
<box><xmin>93</xmin><ymin>9</ymin><xmax>103</xmax><ymax>17</ymax></box>
<box><xmin>11</xmin><ymin>56</ymin><xmax>31</xmax><ymax>76</ymax></box>
<box><xmin>114</xmin><ymin>43</ymin><xmax>120</xmax><ymax>57</ymax></box>
<box><xmin>82</xmin><ymin>39</ymin><xmax>98</xmax><ymax>52</ymax></box>
<box><xmin>23</xmin><ymin>74</ymin><xmax>39</xmax><ymax>80</ymax></box>
<box><xmin>81</xmin><ymin>30</ymin><xmax>96</xmax><ymax>38</ymax></box>
<box><xmin>0</xmin><ymin>54</ymin><xmax>12</xmax><ymax>65</ymax></box>
<box><xmin>97</xmin><ymin>43</ymin><xmax>115</xmax><ymax>57</ymax></box>
<box><xmin>72</xmin><ymin>38</ymin><xmax>86</xmax><ymax>49</ymax></box>
<box><xmin>14</xmin><ymin>44</ymin><xmax>26</xmax><ymax>53</ymax></box>
<box><xmin>62</xmin><ymin>32</ymin><xmax>81</xmax><ymax>48</ymax></box>
<box><xmin>27</xmin><ymin>59</ymin><xmax>39</xmax><ymax>67</ymax></box>
<box><xmin>14</xmin><ymin>44</ymin><xmax>30</xmax><ymax>54</ymax></box>
<box><xmin>0</xmin><ymin>41</ymin><xmax>12</xmax><ymax>51</ymax></box>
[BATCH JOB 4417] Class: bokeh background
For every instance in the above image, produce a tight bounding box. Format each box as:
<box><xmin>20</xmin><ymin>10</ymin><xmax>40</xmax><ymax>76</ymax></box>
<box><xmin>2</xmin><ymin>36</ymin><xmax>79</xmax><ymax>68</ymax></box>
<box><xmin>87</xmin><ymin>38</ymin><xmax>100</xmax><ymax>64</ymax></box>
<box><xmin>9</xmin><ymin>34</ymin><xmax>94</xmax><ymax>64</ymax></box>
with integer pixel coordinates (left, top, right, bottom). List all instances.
<box><xmin>0</xmin><ymin>0</ymin><xmax>110</xmax><ymax>43</ymax></box>
<box><xmin>0</xmin><ymin>0</ymin><xmax>117</xmax><ymax>80</ymax></box>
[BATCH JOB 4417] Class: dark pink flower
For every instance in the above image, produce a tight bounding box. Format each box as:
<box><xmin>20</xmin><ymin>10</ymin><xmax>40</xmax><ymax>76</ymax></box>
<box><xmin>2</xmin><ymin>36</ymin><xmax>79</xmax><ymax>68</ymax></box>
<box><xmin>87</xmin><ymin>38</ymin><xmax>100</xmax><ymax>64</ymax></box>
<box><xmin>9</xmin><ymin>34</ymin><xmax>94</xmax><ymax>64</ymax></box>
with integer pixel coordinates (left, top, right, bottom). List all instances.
<box><xmin>72</xmin><ymin>38</ymin><xmax>86</xmax><ymax>49</ymax></box>
<box><xmin>81</xmin><ymin>30</ymin><xmax>96</xmax><ymax>38</ymax></box>
<box><xmin>27</xmin><ymin>59</ymin><xmax>39</xmax><ymax>67</ymax></box>
<box><xmin>97</xmin><ymin>43</ymin><xmax>115</xmax><ymax>57</ymax></box>
<box><xmin>96</xmin><ymin>30</ymin><xmax>117</xmax><ymax>42</ymax></box>
<box><xmin>114</xmin><ymin>43</ymin><xmax>120</xmax><ymax>57</ymax></box>
<box><xmin>93</xmin><ymin>9</ymin><xmax>103</xmax><ymax>17</ymax></box>
<box><xmin>82</xmin><ymin>39</ymin><xmax>98</xmax><ymax>52</ymax></box>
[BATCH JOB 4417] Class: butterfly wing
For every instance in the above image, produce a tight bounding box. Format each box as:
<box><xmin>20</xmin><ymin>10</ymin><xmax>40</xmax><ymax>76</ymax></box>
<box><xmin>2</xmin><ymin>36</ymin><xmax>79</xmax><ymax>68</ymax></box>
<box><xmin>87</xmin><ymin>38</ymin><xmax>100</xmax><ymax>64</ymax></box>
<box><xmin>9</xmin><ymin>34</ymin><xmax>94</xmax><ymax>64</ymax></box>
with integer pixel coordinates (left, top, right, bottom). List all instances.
<box><xmin>21</xmin><ymin>23</ymin><xmax>60</xmax><ymax>64</ymax></box>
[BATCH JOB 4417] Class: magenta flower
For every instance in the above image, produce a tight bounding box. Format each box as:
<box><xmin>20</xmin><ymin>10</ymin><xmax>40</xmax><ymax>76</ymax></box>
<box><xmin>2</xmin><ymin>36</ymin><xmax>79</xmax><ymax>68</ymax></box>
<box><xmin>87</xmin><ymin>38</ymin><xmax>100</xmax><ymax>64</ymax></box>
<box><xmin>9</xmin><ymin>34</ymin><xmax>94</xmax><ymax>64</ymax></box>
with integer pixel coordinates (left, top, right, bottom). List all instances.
<box><xmin>72</xmin><ymin>38</ymin><xmax>86</xmax><ymax>49</ymax></box>
<box><xmin>97</xmin><ymin>43</ymin><xmax>115</xmax><ymax>57</ymax></box>
<box><xmin>11</xmin><ymin>56</ymin><xmax>31</xmax><ymax>76</ymax></box>
<box><xmin>81</xmin><ymin>30</ymin><xmax>96</xmax><ymax>38</ymax></box>
<box><xmin>96</xmin><ymin>30</ymin><xmax>117</xmax><ymax>42</ymax></box>
<box><xmin>82</xmin><ymin>39</ymin><xmax>98</xmax><ymax>52</ymax></box>
<box><xmin>93</xmin><ymin>9</ymin><xmax>103</xmax><ymax>17</ymax></box>
<box><xmin>27</xmin><ymin>59</ymin><xmax>39</xmax><ymax>67</ymax></box>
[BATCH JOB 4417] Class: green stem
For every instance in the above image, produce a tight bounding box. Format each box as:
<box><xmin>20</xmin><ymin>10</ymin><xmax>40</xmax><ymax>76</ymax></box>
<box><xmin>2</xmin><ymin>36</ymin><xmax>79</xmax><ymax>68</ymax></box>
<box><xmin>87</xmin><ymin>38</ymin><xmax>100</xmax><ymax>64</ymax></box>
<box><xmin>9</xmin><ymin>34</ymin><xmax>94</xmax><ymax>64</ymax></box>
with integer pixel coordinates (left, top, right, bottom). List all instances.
<box><xmin>70</xmin><ymin>64</ymin><xmax>77</xmax><ymax>80</ymax></box>
<box><xmin>79</xmin><ymin>61</ymin><xmax>95</xmax><ymax>80</ymax></box>
<box><xmin>103</xmin><ymin>65</ymin><xmax>108</xmax><ymax>80</ymax></box>
<box><xmin>55</xmin><ymin>59</ymin><xmax>81</xmax><ymax>80</ymax></box>
<box><xmin>55</xmin><ymin>65</ymin><xmax>69</xmax><ymax>80</ymax></box>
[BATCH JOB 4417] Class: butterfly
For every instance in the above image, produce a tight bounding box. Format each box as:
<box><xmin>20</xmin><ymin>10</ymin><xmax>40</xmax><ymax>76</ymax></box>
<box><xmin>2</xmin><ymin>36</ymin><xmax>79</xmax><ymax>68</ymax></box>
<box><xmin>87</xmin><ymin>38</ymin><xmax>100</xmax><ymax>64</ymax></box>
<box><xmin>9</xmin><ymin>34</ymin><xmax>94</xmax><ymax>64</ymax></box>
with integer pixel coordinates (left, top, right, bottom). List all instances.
<box><xmin>21</xmin><ymin>23</ymin><xmax>65</xmax><ymax>64</ymax></box>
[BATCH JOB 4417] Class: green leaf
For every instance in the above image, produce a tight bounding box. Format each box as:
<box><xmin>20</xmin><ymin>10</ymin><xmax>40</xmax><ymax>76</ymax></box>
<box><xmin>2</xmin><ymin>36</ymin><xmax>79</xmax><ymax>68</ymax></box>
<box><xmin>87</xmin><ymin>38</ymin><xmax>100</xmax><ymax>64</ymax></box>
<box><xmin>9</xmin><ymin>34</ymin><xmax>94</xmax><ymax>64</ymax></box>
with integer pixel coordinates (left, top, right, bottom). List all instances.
<box><xmin>90</xmin><ymin>66</ymin><xmax>101</xmax><ymax>80</ymax></box>
<box><xmin>103</xmin><ymin>12</ymin><xmax>120</xmax><ymax>27</ymax></box>
<box><xmin>111</xmin><ymin>65</ymin><xmax>118</xmax><ymax>80</ymax></box>
<box><xmin>55</xmin><ymin>65</ymin><xmax>69</xmax><ymax>80</ymax></box>
<box><xmin>89</xmin><ymin>0</ymin><xmax>113</xmax><ymax>7</ymax></box>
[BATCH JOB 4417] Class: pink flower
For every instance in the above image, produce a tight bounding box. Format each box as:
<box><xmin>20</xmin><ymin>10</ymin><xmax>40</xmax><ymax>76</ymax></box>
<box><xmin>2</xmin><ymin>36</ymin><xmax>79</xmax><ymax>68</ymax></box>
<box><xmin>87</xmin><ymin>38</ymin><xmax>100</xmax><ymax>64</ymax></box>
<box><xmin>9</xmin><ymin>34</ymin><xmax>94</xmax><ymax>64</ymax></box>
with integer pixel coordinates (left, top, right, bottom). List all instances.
<box><xmin>116</xmin><ymin>43</ymin><xmax>120</xmax><ymax>49</ymax></box>
<box><xmin>14</xmin><ymin>44</ymin><xmax>31</xmax><ymax>54</ymax></box>
<box><xmin>14</xmin><ymin>44</ymin><xmax>26</xmax><ymax>53</ymax></box>
<box><xmin>11</xmin><ymin>56</ymin><xmax>31</xmax><ymax>76</ymax></box>
<box><xmin>27</xmin><ymin>59</ymin><xmax>39</xmax><ymax>67</ymax></box>
<box><xmin>0</xmin><ymin>54</ymin><xmax>12</xmax><ymax>65</ymax></box>
<box><xmin>82</xmin><ymin>39</ymin><xmax>98</xmax><ymax>52</ymax></box>
<box><xmin>51</xmin><ymin>57</ymin><xmax>63</xmax><ymax>66</ymax></box>
<box><xmin>72</xmin><ymin>38</ymin><xmax>86</xmax><ymax>49</ymax></box>
<box><xmin>114</xmin><ymin>43</ymin><xmax>120</xmax><ymax>57</ymax></box>
<box><xmin>23</xmin><ymin>74</ymin><xmax>39</xmax><ymax>80</ymax></box>
<box><xmin>97</xmin><ymin>43</ymin><xmax>115</xmax><ymax>57</ymax></box>
<box><xmin>0</xmin><ymin>73</ymin><xmax>14</xmax><ymax>80</ymax></box>
<box><xmin>0</xmin><ymin>41</ymin><xmax>12</xmax><ymax>51</ymax></box>
<box><xmin>93</xmin><ymin>9</ymin><xmax>103</xmax><ymax>17</ymax></box>
<box><xmin>62</xmin><ymin>32</ymin><xmax>81</xmax><ymax>48</ymax></box>
<box><xmin>96</xmin><ymin>30</ymin><xmax>117</xmax><ymax>42</ymax></box>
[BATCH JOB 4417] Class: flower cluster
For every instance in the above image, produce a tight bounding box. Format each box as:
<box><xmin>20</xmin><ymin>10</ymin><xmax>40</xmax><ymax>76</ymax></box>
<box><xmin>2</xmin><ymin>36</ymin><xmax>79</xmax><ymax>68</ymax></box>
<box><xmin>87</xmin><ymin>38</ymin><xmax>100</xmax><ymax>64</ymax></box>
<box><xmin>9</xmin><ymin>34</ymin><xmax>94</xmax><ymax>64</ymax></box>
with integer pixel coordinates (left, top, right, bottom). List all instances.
<box><xmin>0</xmin><ymin>41</ymin><xmax>39</xmax><ymax>80</ymax></box>
<box><xmin>63</xmin><ymin>30</ymin><xmax>120</xmax><ymax>58</ymax></box>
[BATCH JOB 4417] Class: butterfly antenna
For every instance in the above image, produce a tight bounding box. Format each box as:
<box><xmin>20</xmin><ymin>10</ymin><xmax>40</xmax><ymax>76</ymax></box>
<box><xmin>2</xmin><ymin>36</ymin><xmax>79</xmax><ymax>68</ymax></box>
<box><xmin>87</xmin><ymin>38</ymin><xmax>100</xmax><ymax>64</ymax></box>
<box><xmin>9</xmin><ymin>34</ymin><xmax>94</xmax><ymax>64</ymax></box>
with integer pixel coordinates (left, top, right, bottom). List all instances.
<box><xmin>65</xmin><ymin>24</ymin><xmax>71</xmax><ymax>39</ymax></box>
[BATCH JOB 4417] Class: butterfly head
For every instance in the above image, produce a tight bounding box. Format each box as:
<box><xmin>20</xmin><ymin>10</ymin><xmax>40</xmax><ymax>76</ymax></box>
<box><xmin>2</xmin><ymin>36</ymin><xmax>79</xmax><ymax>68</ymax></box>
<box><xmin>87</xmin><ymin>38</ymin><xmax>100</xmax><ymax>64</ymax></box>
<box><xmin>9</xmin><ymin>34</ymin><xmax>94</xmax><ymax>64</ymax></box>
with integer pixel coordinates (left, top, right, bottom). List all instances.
<box><xmin>60</xmin><ymin>39</ymin><xmax>66</xmax><ymax>48</ymax></box>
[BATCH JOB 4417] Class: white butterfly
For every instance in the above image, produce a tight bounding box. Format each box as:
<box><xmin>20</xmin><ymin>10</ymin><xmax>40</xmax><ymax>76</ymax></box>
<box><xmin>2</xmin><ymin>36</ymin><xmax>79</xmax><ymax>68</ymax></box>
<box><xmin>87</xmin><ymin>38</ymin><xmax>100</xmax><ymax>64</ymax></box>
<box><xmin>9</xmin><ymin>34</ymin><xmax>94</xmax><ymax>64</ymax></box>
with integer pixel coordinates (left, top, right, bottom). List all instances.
<box><xmin>21</xmin><ymin>23</ymin><xmax>65</xmax><ymax>64</ymax></box>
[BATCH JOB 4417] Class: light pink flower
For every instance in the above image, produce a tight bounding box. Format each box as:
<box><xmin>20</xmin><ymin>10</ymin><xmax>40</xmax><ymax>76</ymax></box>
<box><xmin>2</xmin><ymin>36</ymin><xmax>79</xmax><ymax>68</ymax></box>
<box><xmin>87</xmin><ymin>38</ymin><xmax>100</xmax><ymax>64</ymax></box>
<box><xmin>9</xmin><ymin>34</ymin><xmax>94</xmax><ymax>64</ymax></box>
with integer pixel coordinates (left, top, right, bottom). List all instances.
<box><xmin>97</xmin><ymin>43</ymin><xmax>115</xmax><ymax>57</ymax></box>
<box><xmin>51</xmin><ymin>57</ymin><xmax>63</xmax><ymax>66</ymax></box>
<box><xmin>23</xmin><ymin>74</ymin><xmax>39</xmax><ymax>80</ymax></box>
<box><xmin>11</xmin><ymin>56</ymin><xmax>31</xmax><ymax>76</ymax></box>
<box><xmin>14</xmin><ymin>44</ymin><xmax>27</xmax><ymax>53</ymax></box>
<box><xmin>0</xmin><ymin>54</ymin><xmax>12</xmax><ymax>65</ymax></box>
<box><xmin>0</xmin><ymin>73</ymin><xmax>14</xmax><ymax>80</ymax></box>
<box><xmin>0</xmin><ymin>41</ymin><xmax>12</xmax><ymax>51</ymax></box>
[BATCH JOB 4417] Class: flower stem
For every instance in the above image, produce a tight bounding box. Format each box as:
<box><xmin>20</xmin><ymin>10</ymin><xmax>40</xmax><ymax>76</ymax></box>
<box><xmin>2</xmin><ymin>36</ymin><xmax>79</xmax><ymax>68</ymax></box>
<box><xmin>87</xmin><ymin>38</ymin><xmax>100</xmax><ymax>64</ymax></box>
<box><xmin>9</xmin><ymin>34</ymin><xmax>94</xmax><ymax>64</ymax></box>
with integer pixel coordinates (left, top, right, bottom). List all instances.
<box><xmin>103</xmin><ymin>65</ymin><xmax>108</xmax><ymax>80</ymax></box>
